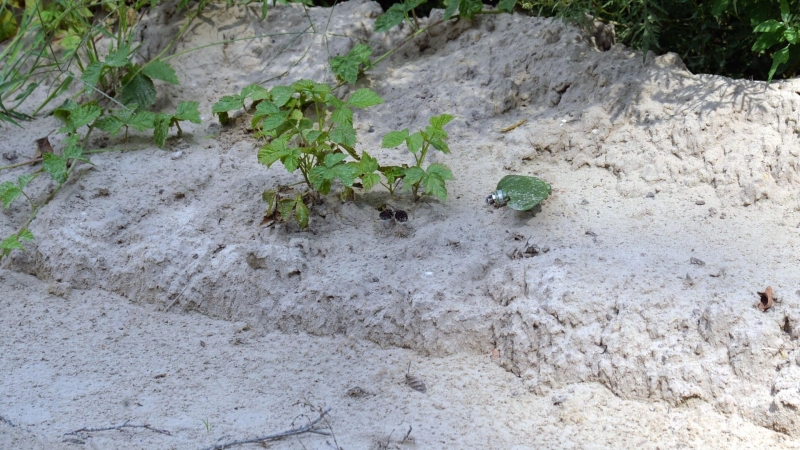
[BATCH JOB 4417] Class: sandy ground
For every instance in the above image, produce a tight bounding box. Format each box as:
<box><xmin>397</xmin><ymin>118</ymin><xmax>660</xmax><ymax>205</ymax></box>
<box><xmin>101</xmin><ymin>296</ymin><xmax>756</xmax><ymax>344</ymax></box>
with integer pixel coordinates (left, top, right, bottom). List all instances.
<box><xmin>4</xmin><ymin>0</ymin><xmax>800</xmax><ymax>448</ymax></box>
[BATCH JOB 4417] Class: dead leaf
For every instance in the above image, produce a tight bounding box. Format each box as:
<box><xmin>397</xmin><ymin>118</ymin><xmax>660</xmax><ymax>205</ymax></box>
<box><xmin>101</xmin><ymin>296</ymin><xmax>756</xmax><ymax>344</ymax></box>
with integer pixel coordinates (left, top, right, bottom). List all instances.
<box><xmin>758</xmin><ymin>286</ymin><xmax>774</xmax><ymax>312</ymax></box>
<box><xmin>405</xmin><ymin>363</ymin><xmax>426</xmax><ymax>393</ymax></box>
<box><xmin>34</xmin><ymin>137</ymin><xmax>54</xmax><ymax>159</ymax></box>
<box><xmin>491</xmin><ymin>348</ymin><xmax>500</xmax><ymax>362</ymax></box>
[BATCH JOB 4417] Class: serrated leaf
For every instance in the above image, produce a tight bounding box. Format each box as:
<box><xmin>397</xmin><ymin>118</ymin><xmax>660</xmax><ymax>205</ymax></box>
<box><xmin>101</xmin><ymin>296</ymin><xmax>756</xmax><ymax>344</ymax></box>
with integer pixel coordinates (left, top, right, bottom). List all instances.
<box><xmin>43</xmin><ymin>152</ymin><xmax>67</xmax><ymax>183</ymax></box>
<box><xmin>331</xmin><ymin>56</ymin><xmax>360</xmax><ymax>84</ymax></box>
<box><xmin>349</xmin><ymin>44</ymin><xmax>373</xmax><ymax>63</ymax></box>
<box><xmin>127</xmin><ymin>110</ymin><xmax>156</xmax><ymax>131</ymax></box>
<box><xmin>18</xmin><ymin>229</ymin><xmax>34</xmax><ymax>242</ymax></box>
<box><xmin>63</xmin><ymin>103</ymin><xmax>101</xmax><ymax>134</ymax></box>
<box><xmin>257</xmin><ymin>138</ymin><xmax>288</xmax><ymax>167</ymax></box>
<box><xmin>0</xmin><ymin>234</ymin><xmax>23</xmax><ymax>251</ymax></box>
<box><xmin>347</xmin><ymin>89</ymin><xmax>383</xmax><ymax>108</ymax></box>
<box><xmin>255</xmin><ymin>101</ymin><xmax>280</xmax><ymax>116</ymax></box>
<box><xmin>212</xmin><ymin>95</ymin><xmax>244</xmax><ymax>114</ymax></box>
<box><xmin>62</xmin><ymin>137</ymin><xmax>84</xmax><ymax>160</ymax></box>
<box><xmin>303</xmin><ymin>129</ymin><xmax>323</xmax><ymax>143</ymax></box>
<box><xmin>260</xmin><ymin>111</ymin><xmax>289</xmax><ymax>131</ymax></box>
<box><xmin>142</xmin><ymin>60</ymin><xmax>179</xmax><ymax>85</ymax></box>
<box><xmin>331</xmin><ymin>106</ymin><xmax>353</xmax><ymax>125</ymax></box>
<box><xmin>119</xmin><ymin>73</ymin><xmax>156</xmax><ymax>107</ymax></box>
<box><xmin>291</xmin><ymin>79</ymin><xmax>315</xmax><ymax>92</ymax></box>
<box><xmin>17</xmin><ymin>174</ymin><xmax>36</xmax><ymax>190</ymax></box>
<box><xmin>270</xmin><ymin>86</ymin><xmax>294</xmax><ymax>106</ymax></box>
<box><xmin>382</xmin><ymin>129</ymin><xmax>409</xmax><ymax>148</ymax></box>
<box><xmin>311</xmin><ymin>82</ymin><xmax>331</xmax><ymax>99</ymax></box>
<box><xmin>382</xmin><ymin>165</ymin><xmax>405</xmax><ymax>185</ymax></box>
<box><xmin>105</xmin><ymin>43</ymin><xmax>131</xmax><ymax>67</ymax></box>
<box><xmin>295</xmin><ymin>195</ymin><xmax>309</xmax><ymax>229</ymax></box>
<box><xmin>403</xmin><ymin>166</ymin><xmax>425</xmax><ymax>187</ymax></box>
<box><xmin>422</xmin><ymin>171</ymin><xmax>448</xmax><ymax>201</ymax></box>
<box><xmin>498</xmin><ymin>0</ymin><xmax>515</xmax><ymax>12</ymax></box>
<box><xmin>430</xmin><ymin>113</ymin><xmax>454</xmax><ymax>129</ymax></box>
<box><xmin>358</xmin><ymin>152</ymin><xmax>379</xmax><ymax>173</ymax></box>
<box><xmin>407</xmin><ymin>132</ymin><xmax>424</xmax><ymax>154</ymax></box>
<box><xmin>361</xmin><ymin>173</ymin><xmax>380</xmax><ymax>191</ymax></box>
<box><xmin>330</xmin><ymin>126</ymin><xmax>356</xmax><ymax>147</ymax></box>
<box><xmin>429</xmin><ymin>137</ymin><xmax>450</xmax><ymax>153</ymax></box>
<box><xmin>375</xmin><ymin>6</ymin><xmax>405</xmax><ymax>32</ymax></box>
<box><xmin>0</xmin><ymin>181</ymin><xmax>22</xmax><ymax>208</ymax></box>
<box><xmin>53</xmin><ymin>99</ymin><xmax>78</xmax><ymax>124</ymax></box>
<box><xmin>243</xmin><ymin>84</ymin><xmax>270</xmax><ymax>102</ymax></box>
<box><xmin>324</xmin><ymin>152</ymin><xmax>348</xmax><ymax>167</ymax></box>
<box><xmin>153</xmin><ymin>113</ymin><xmax>171</xmax><ymax>148</ymax></box>
<box><xmin>174</xmin><ymin>101</ymin><xmax>201</xmax><ymax>123</ymax></box>
<box><xmin>427</xmin><ymin>163</ymin><xmax>453</xmax><ymax>180</ymax></box>
<box><xmin>281</xmin><ymin>148</ymin><xmax>301</xmax><ymax>172</ymax></box>
<box><xmin>333</xmin><ymin>163</ymin><xmax>360</xmax><ymax>187</ymax></box>
<box><xmin>95</xmin><ymin>115</ymin><xmax>124</xmax><ymax>135</ymax></box>
<box><xmin>81</xmin><ymin>61</ymin><xmax>104</xmax><ymax>88</ymax></box>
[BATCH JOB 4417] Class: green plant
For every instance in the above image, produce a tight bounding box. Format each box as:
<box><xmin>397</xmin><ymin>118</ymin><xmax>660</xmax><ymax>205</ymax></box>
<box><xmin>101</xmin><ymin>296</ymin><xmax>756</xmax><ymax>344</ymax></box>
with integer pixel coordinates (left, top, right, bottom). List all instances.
<box><xmin>751</xmin><ymin>0</ymin><xmax>800</xmax><ymax>81</ymax></box>
<box><xmin>212</xmin><ymin>80</ymin><xmax>454</xmax><ymax>229</ymax></box>
<box><xmin>381</xmin><ymin>114</ymin><xmax>454</xmax><ymax>201</ymax></box>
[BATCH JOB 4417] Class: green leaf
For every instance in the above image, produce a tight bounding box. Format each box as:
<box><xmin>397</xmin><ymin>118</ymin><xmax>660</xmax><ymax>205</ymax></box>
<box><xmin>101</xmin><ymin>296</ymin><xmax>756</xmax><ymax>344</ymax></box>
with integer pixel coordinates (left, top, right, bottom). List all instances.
<box><xmin>255</xmin><ymin>101</ymin><xmax>280</xmax><ymax>115</ymax></box>
<box><xmin>429</xmin><ymin>113</ymin><xmax>454</xmax><ymax>129</ymax></box>
<box><xmin>429</xmin><ymin>137</ymin><xmax>450</xmax><ymax>153</ymax></box>
<box><xmin>347</xmin><ymin>89</ymin><xmax>383</xmax><ymax>108</ymax></box>
<box><xmin>403</xmin><ymin>166</ymin><xmax>425</xmax><ymax>187</ymax></box>
<box><xmin>374</xmin><ymin>6</ymin><xmax>405</xmax><ymax>33</ymax></box>
<box><xmin>754</xmin><ymin>19</ymin><xmax>786</xmax><ymax>34</ymax></box>
<box><xmin>324</xmin><ymin>152</ymin><xmax>348</xmax><ymax>167</ymax></box>
<box><xmin>62</xmin><ymin>137</ymin><xmax>84</xmax><ymax>161</ymax></box>
<box><xmin>781</xmin><ymin>0</ymin><xmax>791</xmax><ymax>23</ymax></box>
<box><xmin>422</xmin><ymin>167</ymin><xmax>450</xmax><ymax>201</ymax></box>
<box><xmin>786</xmin><ymin>28</ymin><xmax>800</xmax><ymax>45</ymax></box>
<box><xmin>330</xmin><ymin>126</ymin><xmax>356</xmax><ymax>147</ymax></box>
<box><xmin>281</xmin><ymin>148</ymin><xmax>302</xmax><ymax>172</ymax></box>
<box><xmin>291</xmin><ymin>79</ymin><xmax>315</xmax><ymax>93</ymax></box>
<box><xmin>768</xmin><ymin>45</ymin><xmax>791</xmax><ymax>82</ymax></box>
<box><xmin>303</xmin><ymin>129</ymin><xmax>323</xmax><ymax>143</ymax></box>
<box><xmin>43</xmin><ymin>153</ymin><xmax>67</xmax><ymax>183</ymax></box>
<box><xmin>105</xmin><ymin>44</ymin><xmax>132</xmax><ymax>67</ymax></box>
<box><xmin>141</xmin><ymin>60</ymin><xmax>179</xmax><ymax>85</ymax></box>
<box><xmin>278</xmin><ymin>198</ymin><xmax>297</xmax><ymax>221</ymax></box>
<box><xmin>295</xmin><ymin>195</ymin><xmax>309</xmax><ymax>229</ymax></box>
<box><xmin>61</xmin><ymin>103</ymin><xmax>101</xmax><ymax>134</ymax></box>
<box><xmin>444</xmin><ymin>0</ymin><xmax>460</xmax><ymax>20</ymax></box>
<box><xmin>458</xmin><ymin>0</ymin><xmax>483</xmax><ymax>18</ymax></box>
<box><xmin>331</xmin><ymin>106</ymin><xmax>353</xmax><ymax>125</ymax></box>
<box><xmin>126</xmin><ymin>109</ymin><xmax>156</xmax><ymax>131</ymax></box>
<box><xmin>212</xmin><ymin>95</ymin><xmax>244</xmax><ymax>114</ymax></box>
<box><xmin>406</xmin><ymin>132</ymin><xmax>424</xmax><ymax>153</ymax></box>
<box><xmin>18</xmin><ymin>229</ymin><xmax>34</xmax><ymax>242</ymax></box>
<box><xmin>497</xmin><ymin>0</ymin><xmax>515</xmax><ymax>12</ymax></box>
<box><xmin>95</xmin><ymin>115</ymin><xmax>124</xmax><ymax>135</ymax></box>
<box><xmin>0</xmin><ymin>181</ymin><xmax>22</xmax><ymax>208</ymax></box>
<box><xmin>119</xmin><ymin>73</ymin><xmax>157</xmax><ymax>107</ymax></box>
<box><xmin>360</xmin><ymin>173</ymin><xmax>380</xmax><ymax>191</ymax></box>
<box><xmin>260</xmin><ymin>111</ymin><xmax>289</xmax><ymax>131</ymax></box>
<box><xmin>382</xmin><ymin>129</ymin><xmax>409</xmax><ymax>148</ymax></box>
<box><xmin>1</xmin><ymin>234</ymin><xmax>24</xmax><ymax>253</ymax></box>
<box><xmin>349</xmin><ymin>44</ymin><xmax>373</xmax><ymax>63</ymax></box>
<box><xmin>17</xmin><ymin>174</ymin><xmax>36</xmax><ymax>190</ymax></box>
<box><xmin>331</xmin><ymin>56</ymin><xmax>360</xmax><ymax>85</ymax></box>
<box><xmin>242</xmin><ymin>84</ymin><xmax>270</xmax><ymax>102</ymax></box>
<box><xmin>174</xmin><ymin>101</ymin><xmax>201</xmax><ymax>123</ymax></box>
<box><xmin>711</xmin><ymin>0</ymin><xmax>729</xmax><ymax>17</ymax></box>
<box><xmin>153</xmin><ymin>113</ymin><xmax>171</xmax><ymax>148</ymax></box>
<box><xmin>257</xmin><ymin>138</ymin><xmax>289</xmax><ymax>167</ymax></box>
<box><xmin>81</xmin><ymin>61</ymin><xmax>104</xmax><ymax>88</ymax></box>
<box><xmin>382</xmin><ymin>165</ymin><xmax>405</xmax><ymax>185</ymax></box>
<box><xmin>270</xmin><ymin>86</ymin><xmax>294</xmax><ymax>107</ymax></box>
<box><xmin>358</xmin><ymin>152</ymin><xmax>379</xmax><ymax>173</ymax></box>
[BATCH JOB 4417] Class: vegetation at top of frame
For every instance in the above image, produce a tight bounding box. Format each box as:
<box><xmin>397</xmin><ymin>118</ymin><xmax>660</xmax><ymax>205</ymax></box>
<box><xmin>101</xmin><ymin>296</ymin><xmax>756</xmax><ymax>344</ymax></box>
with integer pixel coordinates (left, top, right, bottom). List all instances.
<box><xmin>519</xmin><ymin>0</ymin><xmax>800</xmax><ymax>81</ymax></box>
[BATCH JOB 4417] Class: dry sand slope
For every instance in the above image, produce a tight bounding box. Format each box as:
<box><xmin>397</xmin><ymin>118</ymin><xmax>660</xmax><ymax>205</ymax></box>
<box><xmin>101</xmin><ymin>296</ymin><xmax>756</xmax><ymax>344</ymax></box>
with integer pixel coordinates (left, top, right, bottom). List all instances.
<box><xmin>3</xmin><ymin>0</ymin><xmax>800</xmax><ymax>447</ymax></box>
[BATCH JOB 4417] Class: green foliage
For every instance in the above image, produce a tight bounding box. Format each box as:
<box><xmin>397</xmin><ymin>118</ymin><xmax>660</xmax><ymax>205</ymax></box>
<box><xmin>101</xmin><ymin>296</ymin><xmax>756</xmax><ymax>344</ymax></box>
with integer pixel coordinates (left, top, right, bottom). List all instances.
<box><xmin>381</xmin><ymin>114</ymin><xmax>454</xmax><ymax>201</ymax></box>
<box><xmin>520</xmin><ymin>0</ymin><xmax>800</xmax><ymax>80</ymax></box>
<box><xmin>331</xmin><ymin>44</ymin><xmax>373</xmax><ymax>84</ymax></box>
<box><xmin>213</xmin><ymin>80</ymin><xmax>453</xmax><ymax>229</ymax></box>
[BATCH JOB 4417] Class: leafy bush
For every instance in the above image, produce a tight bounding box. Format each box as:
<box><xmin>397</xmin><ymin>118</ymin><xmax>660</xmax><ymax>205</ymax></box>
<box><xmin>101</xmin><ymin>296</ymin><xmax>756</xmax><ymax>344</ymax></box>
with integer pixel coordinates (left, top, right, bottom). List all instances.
<box><xmin>519</xmin><ymin>0</ymin><xmax>800</xmax><ymax>81</ymax></box>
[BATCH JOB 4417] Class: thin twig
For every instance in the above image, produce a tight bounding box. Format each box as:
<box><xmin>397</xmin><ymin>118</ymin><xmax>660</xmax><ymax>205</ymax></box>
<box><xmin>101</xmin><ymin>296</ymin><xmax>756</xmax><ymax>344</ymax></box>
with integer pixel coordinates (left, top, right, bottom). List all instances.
<box><xmin>201</xmin><ymin>407</ymin><xmax>332</xmax><ymax>450</ymax></box>
<box><xmin>0</xmin><ymin>157</ymin><xmax>42</xmax><ymax>171</ymax></box>
<box><xmin>64</xmin><ymin>420</ymin><xmax>171</xmax><ymax>437</ymax></box>
<box><xmin>164</xmin><ymin>280</ymin><xmax>191</xmax><ymax>312</ymax></box>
